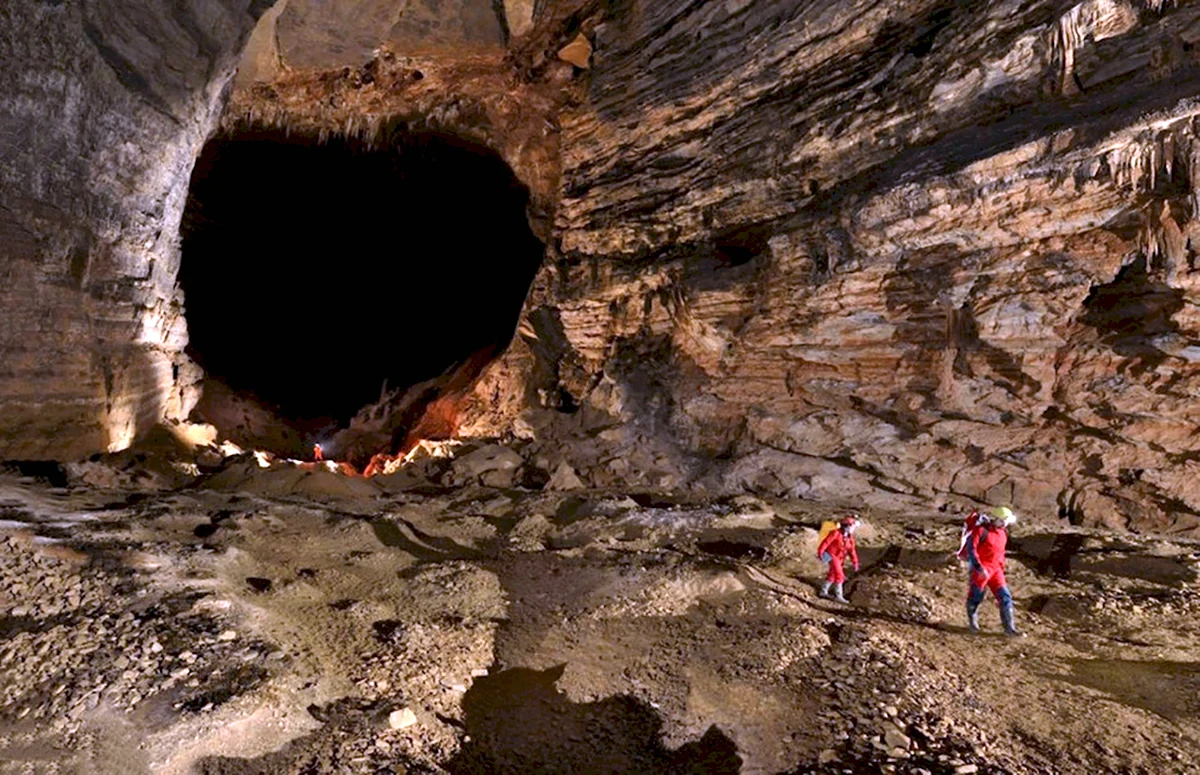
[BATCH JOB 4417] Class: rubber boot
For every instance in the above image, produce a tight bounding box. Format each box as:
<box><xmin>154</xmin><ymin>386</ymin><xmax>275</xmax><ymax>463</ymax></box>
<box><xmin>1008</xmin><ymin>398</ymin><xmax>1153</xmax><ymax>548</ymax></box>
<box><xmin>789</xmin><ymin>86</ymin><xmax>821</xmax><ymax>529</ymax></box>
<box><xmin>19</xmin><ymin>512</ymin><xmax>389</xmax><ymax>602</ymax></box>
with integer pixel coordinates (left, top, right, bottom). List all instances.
<box><xmin>966</xmin><ymin>584</ymin><xmax>986</xmax><ymax>633</ymax></box>
<box><xmin>966</xmin><ymin>598</ymin><xmax>981</xmax><ymax>633</ymax></box>
<box><xmin>998</xmin><ymin>587</ymin><xmax>1023</xmax><ymax>637</ymax></box>
<box><xmin>819</xmin><ymin>581</ymin><xmax>831</xmax><ymax>599</ymax></box>
<box><xmin>831</xmin><ymin>583</ymin><xmax>849</xmax><ymax>604</ymax></box>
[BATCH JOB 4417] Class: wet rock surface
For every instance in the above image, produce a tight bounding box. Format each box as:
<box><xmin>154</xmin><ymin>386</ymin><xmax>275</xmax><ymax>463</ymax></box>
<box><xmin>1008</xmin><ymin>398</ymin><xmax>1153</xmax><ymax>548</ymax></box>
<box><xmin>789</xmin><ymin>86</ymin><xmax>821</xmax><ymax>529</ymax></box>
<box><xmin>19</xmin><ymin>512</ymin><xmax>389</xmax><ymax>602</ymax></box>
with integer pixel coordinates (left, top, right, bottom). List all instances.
<box><xmin>0</xmin><ymin>470</ymin><xmax>1198</xmax><ymax>774</ymax></box>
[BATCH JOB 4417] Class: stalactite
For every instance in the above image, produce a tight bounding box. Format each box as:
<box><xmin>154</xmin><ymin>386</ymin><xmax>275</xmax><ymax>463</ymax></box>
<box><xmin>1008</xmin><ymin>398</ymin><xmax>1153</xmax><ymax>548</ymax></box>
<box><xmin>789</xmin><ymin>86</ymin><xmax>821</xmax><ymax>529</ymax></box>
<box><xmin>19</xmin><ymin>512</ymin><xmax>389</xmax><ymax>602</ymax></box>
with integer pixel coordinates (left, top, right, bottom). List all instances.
<box><xmin>1051</xmin><ymin>1</ymin><xmax>1138</xmax><ymax>96</ymax></box>
<box><xmin>1105</xmin><ymin>119</ymin><xmax>1196</xmax><ymax>195</ymax></box>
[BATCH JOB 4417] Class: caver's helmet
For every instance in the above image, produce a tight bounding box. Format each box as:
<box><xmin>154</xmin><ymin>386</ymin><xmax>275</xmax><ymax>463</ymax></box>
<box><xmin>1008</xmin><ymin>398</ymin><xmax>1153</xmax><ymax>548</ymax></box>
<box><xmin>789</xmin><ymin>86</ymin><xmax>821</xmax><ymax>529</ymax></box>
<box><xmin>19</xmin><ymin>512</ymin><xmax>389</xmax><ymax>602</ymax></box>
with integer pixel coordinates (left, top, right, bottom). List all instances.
<box><xmin>840</xmin><ymin>515</ymin><xmax>860</xmax><ymax>533</ymax></box>
<box><xmin>988</xmin><ymin>505</ymin><xmax>1016</xmax><ymax>527</ymax></box>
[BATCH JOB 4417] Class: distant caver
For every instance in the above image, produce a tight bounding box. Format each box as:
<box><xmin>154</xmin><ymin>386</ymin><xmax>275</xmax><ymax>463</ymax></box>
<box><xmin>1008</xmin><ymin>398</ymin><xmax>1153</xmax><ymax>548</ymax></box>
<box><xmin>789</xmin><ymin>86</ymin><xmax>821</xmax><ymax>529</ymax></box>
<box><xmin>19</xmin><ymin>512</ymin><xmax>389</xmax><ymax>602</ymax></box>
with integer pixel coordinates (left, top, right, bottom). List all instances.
<box><xmin>963</xmin><ymin>506</ymin><xmax>1022</xmax><ymax>637</ymax></box>
<box><xmin>817</xmin><ymin>515</ymin><xmax>860</xmax><ymax>604</ymax></box>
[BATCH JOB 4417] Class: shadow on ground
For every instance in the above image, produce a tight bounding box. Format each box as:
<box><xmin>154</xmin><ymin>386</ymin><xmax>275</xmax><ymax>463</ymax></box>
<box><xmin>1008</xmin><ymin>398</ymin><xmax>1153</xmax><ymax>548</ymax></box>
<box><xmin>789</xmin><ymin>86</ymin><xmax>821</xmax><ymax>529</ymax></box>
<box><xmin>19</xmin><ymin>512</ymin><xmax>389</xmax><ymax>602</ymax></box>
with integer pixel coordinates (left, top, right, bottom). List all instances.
<box><xmin>1013</xmin><ymin>533</ymin><xmax>1197</xmax><ymax>585</ymax></box>
<box><xmin>1054</xmin><ymin>658</ymin><xmax>1200</xmax><ymax>721</ymax></box>
<box><xmin>445</xmin><ymin>665</ymin><xmax>742</xmax><ymax>775</ymax></box>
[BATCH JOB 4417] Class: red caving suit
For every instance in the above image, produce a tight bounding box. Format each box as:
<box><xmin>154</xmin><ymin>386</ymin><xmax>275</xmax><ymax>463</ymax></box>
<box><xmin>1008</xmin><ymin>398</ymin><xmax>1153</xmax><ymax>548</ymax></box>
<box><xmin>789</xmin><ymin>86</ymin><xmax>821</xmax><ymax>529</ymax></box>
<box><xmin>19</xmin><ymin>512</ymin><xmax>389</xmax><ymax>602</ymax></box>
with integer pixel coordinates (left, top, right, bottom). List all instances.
<box><xmin>817</xmin><ymin>529</ymin><xmax>859</xmax><ymax>584</ymax></box>
<box><xmin>968</xmin><ymin>523</ymin><xmax>1008</xmax><ymax>592</ymax></box>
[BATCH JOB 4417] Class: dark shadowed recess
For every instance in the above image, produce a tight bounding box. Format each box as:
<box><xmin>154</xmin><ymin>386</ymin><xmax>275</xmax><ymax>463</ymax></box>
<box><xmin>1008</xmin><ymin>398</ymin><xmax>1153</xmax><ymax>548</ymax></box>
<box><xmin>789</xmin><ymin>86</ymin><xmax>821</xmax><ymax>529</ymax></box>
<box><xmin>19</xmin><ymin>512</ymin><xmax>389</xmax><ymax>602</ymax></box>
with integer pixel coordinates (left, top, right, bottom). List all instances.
<box><xmin>445</xmin><ymin>665</ymin><xmax>742</xmax><ymax>774</ymax></box>
<box><xmin>179</xmin><ymin>126</ymin><xmax>544</xmax><ymax>425</ymax></box>
<box><xmin>1080</xmin><ymin>254</ymin><xmax>1184</xmax><ymax>340</ymax></box>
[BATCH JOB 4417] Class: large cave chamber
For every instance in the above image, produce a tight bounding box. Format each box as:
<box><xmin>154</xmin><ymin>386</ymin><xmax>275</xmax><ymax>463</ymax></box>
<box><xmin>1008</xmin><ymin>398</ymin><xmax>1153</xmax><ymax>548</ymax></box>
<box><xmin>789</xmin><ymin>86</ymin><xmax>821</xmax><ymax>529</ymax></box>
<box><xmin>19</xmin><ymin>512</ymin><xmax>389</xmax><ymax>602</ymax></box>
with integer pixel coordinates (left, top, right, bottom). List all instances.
<box><xmin>178</xmin><ymin>125</ymin><xmax>544</xmax><ymax>459</ymax></box>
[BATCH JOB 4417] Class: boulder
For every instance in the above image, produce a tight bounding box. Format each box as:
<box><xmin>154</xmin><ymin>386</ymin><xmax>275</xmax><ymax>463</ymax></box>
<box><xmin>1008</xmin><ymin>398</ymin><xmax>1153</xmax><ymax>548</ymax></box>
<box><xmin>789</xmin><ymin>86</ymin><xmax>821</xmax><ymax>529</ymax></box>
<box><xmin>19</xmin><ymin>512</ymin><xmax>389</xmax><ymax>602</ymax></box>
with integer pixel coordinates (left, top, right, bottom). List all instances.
<box><xmin>448</xmin><ymin>445</ymin><xmax>523</xmax><ymax>487</ymax></box>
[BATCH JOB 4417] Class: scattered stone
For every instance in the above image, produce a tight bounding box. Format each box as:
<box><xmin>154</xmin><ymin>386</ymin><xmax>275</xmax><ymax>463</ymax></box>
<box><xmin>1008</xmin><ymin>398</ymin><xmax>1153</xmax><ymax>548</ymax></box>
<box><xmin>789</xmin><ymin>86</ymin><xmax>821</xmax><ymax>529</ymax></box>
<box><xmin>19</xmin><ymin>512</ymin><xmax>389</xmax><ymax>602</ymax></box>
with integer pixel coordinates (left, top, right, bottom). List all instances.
<box><xmin>388</xmin><ymin>707</ymin><xmax>418</xmax><ymax>730</ymax></box>
<box><xmin>557</xmin><ymin>33</ymin><xmax>592</xmax><ymax>68</ymax></box>
<box><xmin>883</xmin><ymin>724</ymin><xmax>910</xmax><ymax>751</ymax></box>
<box><xmin>448</xmin><ymin>445</ymin><xmax>522</xmax><ymax>488</ymax></box>
<box><xmin>545</xmin><ymin>461</ymin><xmax>585</xmax><ymax>491</ymax></box>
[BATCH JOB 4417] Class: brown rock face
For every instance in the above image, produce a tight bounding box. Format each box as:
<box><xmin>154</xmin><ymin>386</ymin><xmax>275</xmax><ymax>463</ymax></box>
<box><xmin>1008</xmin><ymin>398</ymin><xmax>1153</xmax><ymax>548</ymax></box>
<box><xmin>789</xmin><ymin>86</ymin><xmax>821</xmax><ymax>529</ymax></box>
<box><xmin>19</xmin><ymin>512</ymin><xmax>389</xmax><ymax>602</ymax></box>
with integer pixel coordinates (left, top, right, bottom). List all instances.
<box><xmin>462</xmin><ymin>0</ymin><xmax>1200</xmax><ymax>532</ymax></box>
<box><xmin>6</xmin><ymin>0</ymin><xmax>1200</xmax><ymax>533</ymax></box>
<box><xmin>267</xmin><ymin>0</ymin><xmax>504</xmax><ymax>73</ymax></box>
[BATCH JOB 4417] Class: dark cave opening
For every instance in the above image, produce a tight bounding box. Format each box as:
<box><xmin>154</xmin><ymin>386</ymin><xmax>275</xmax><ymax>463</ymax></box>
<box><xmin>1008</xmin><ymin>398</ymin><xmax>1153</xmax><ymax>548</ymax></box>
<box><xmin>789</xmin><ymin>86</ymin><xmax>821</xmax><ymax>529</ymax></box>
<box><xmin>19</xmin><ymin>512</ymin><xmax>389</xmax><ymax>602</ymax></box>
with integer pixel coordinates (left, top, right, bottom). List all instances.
<box><xmin>179</xmin><ymin>126</ymin><xmax>544</xmax><ymax>430</ymax></box>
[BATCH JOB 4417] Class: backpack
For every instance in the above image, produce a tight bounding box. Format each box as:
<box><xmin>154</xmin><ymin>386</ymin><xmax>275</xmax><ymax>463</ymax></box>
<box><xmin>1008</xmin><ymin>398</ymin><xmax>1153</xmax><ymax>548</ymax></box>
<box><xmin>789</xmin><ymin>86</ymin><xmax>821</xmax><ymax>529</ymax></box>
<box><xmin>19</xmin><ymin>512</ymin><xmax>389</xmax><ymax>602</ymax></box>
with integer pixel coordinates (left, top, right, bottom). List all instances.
<box><xmin>957</xmin><ymin>510</ymin><xmax>981</xmax><ymax>559</ymax></box>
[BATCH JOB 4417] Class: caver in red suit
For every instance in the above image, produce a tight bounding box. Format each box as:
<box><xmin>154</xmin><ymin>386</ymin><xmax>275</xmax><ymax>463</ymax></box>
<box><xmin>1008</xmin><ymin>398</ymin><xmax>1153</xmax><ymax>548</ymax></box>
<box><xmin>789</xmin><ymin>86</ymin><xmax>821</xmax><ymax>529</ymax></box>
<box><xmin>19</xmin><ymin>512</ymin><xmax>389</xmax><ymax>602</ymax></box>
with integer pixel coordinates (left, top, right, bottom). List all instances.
<box><xmin>817</xmin><ymin>516</ymin><xmax>859</xmax><ymax>603</ymax></box>
<box><xmin>966</xmin><ymin>506</ymin><xmax>1021</xmax><ymax>636</ymax></box>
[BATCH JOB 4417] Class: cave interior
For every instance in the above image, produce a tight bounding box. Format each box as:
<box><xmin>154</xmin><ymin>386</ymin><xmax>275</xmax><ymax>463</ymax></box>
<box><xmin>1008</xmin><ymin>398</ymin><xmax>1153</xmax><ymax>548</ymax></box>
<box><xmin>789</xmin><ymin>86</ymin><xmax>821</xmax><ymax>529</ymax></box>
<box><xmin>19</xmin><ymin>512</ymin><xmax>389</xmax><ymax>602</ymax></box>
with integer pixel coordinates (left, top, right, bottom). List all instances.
<box><xmin>179</xmin><ymin>126</ymin><xmax>543</xmax><ymax>436</ymax></box>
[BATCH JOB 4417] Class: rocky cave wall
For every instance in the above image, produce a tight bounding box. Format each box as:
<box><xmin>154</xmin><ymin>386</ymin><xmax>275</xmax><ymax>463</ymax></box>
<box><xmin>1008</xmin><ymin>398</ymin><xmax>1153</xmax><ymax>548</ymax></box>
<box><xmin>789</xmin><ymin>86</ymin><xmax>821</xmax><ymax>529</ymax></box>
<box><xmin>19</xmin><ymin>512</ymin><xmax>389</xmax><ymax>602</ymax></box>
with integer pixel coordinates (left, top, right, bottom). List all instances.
<box><xmin>7</xmin><ymin>0</ymin><xmax>1200</xmax><ymax>533</ymax></box>
<box><xmin>233</xmin><ymin>0</ymin><xmax>533</xmax><ymax>85</ymax></box>
<box><xmin>460</xmin><ymin>0</ymin><xmax>1200</xmax><ymax>533</ymax></box>
<box><xmin>0</xmin><ymin>0</ymin><xmax>270</xmax><ymax>459</ymax></box>
<box><xmin>0</xmin><ymin>0</ymin><xmax>545</xmax><ymax>462</ymax></box>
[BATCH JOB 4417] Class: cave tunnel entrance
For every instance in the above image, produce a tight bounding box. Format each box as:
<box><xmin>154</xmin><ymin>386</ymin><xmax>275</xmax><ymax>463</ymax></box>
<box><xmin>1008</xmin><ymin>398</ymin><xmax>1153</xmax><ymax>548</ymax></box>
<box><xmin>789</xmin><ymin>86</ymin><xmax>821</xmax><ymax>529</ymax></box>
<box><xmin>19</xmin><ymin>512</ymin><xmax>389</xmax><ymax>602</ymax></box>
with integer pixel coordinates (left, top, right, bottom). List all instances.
<box><xmin>179</xmin><ymin>126</ymin><xmax>544</xmax><ymax>443</ymax></box>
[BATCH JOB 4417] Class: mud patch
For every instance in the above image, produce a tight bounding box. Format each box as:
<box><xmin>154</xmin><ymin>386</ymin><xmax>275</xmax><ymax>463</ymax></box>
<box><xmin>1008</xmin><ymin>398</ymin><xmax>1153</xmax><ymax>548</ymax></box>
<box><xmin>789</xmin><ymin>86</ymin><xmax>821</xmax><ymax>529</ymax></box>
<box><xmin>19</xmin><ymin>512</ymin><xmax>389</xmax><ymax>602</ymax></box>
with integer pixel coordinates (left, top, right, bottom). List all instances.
<box><xmin>858</xmin><ymin>544</ymin><xmax>953</xmax><ymax>570</ymax></box>
<box><xmin>177</xmin><ymin>664</ymin><xmax>272</xmax><ymax>714</ymax></box>
<box><xmin>1014</xmin><ymin>533</ymin><xmax>1196</xmax><ymax>585</ymax></box>
<box><xmin>0</xmin><ymin>613</ymin><xmax>72</xmax><ymax>639</ymax></box>
<box><xmin>195</xmin><ymin>697</ymin><xmax>405</xmax><ymax>775</ymax></box>
<box><xmin>1073</xmin><ymin>554</ymin><xmax>1197</xmax><ymax>586</ymax></box>
<box><xmin>0</xmin><ymin>462</ymin><xmax>70</xmax><ymax>488</ymax></box>
<box><xmin>372</xmin><ymin>517</ymin><xmax>482</xmax><ymax>562</ymax></box>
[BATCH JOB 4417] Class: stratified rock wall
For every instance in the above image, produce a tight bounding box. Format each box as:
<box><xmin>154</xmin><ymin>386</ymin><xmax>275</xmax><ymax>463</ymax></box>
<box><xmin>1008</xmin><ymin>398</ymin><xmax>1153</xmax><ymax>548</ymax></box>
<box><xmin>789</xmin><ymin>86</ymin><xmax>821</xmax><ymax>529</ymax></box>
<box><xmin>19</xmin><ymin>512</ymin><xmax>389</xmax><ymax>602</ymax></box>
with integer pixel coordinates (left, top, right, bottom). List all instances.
<box><xmin>464</xmin><ymin>0</ymin><xmax>1200</xmax><ymax>532</ymax></box>
<box><xmin>6</xmin><ymin>0</ymin><xmax>1200</xmax><ymax>535</ymax></box>
<box><xmin>0</xmin><ymin>0</ymin><xmax>266</xmax><ymax>458</ymax></box>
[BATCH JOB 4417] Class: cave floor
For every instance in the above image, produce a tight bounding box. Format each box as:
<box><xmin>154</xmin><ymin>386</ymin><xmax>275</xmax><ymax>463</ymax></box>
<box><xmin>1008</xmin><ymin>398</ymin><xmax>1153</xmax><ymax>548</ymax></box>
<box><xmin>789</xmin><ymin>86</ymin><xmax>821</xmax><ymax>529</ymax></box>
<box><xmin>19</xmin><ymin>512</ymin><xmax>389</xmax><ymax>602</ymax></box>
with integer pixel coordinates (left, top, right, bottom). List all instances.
<box><xmin>0</xmin><ymin>471</ymin><xmax>1198</xmax><ymax>775</ymax></box>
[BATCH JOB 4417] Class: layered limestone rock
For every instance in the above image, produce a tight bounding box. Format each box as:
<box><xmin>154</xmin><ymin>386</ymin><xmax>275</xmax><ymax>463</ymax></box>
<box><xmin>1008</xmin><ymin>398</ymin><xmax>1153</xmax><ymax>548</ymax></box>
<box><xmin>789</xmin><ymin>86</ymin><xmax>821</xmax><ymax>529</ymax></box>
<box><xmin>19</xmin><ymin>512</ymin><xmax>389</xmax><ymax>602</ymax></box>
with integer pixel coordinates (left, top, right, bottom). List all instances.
<box><xmin>0</xmin><ymin>0</ymin><xmax>542</xmax><ymax>461</ymax></box>
<box><xmin>0</xmin><ymin>0</ymin><xmax>269</xmax><ymax>459</ymax></box>
<box><xmin>461</xmin><ymin>0</ymin><xmax>1200</xmax><ymax>533</ymax></box>
<box><xmin>234</xmin><ymin>0</ymin><xmax>509</xmax><ymax>86</ymax></box>
<box><xmin>7</xmin><ymin>0</ymin><xmax>1200</xmax><ymax>535</ymax></box>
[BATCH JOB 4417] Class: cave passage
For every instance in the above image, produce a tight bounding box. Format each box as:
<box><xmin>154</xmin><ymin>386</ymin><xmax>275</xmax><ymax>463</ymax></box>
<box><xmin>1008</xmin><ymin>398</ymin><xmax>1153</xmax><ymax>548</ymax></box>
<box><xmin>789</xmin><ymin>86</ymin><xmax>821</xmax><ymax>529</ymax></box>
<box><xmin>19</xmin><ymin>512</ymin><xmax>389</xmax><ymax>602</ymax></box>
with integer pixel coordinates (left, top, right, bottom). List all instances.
<box><xmin>179</xmin><ymin>127</ymin><xmax>543</xmax><ymax>426</ymax></box>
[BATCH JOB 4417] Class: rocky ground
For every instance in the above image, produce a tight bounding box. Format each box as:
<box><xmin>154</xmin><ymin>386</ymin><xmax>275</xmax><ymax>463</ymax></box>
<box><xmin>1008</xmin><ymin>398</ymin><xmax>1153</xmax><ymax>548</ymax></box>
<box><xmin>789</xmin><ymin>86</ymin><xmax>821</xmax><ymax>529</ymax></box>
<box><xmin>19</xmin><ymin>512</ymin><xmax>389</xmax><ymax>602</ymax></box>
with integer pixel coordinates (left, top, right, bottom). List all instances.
<box><xmin>0</xmin><ymin>458</ymin><xmax>1198</xmax><ymax>775</ymax></box>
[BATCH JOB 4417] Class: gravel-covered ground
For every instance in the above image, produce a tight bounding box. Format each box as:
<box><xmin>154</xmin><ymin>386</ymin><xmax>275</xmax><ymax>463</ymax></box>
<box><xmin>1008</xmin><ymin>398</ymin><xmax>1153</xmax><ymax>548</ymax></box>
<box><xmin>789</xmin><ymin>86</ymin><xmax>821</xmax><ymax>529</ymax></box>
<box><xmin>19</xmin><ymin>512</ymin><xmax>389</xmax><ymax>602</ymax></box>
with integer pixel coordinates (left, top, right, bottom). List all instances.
<box><xmin>0</xmin><ymin>465</ymin><xmax>1198</xmax><ymax>775</ymax></box>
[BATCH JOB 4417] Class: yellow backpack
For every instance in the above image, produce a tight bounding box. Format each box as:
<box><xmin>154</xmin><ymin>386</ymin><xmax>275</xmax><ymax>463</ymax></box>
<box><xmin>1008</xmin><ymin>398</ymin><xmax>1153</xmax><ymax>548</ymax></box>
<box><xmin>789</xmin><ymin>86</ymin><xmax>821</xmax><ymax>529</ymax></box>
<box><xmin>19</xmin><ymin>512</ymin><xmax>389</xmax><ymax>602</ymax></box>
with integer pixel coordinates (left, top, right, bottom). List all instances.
<box><xmin>818</xmin><ymin>520</ymin><xmax>838</xmax><ymax>544</ymax></box>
